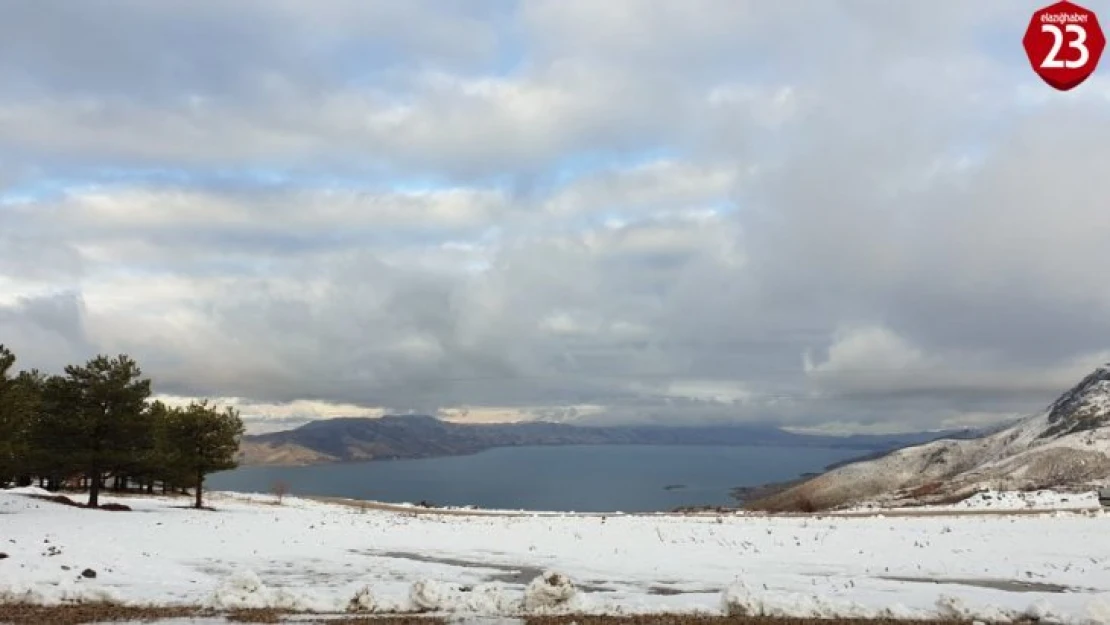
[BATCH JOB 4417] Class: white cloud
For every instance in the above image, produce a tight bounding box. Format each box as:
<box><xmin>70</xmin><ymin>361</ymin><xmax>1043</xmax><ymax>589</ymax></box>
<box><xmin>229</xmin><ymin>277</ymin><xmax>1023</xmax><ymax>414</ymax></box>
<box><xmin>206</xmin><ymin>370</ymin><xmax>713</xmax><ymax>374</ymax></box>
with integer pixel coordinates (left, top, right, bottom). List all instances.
<box><xmin>1</xmin><ymin>1</ymin><xmax>1108</xmax><ymax>433</ymax></box>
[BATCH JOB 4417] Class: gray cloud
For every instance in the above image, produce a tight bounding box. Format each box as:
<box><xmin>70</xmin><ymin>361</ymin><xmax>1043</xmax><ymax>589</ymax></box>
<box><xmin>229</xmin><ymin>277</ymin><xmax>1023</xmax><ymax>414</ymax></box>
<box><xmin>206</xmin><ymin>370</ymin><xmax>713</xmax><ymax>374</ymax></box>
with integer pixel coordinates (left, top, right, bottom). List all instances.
<box><xmin>1</xmin><ymin>1</ymin><xmax>1108</xmax><ymax>432</ymax></box>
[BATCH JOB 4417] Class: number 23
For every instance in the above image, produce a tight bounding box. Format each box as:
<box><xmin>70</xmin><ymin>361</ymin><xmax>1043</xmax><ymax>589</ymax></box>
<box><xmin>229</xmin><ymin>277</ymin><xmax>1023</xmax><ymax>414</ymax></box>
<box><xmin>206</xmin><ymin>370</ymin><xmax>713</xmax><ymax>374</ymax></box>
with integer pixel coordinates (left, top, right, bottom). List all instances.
<box><xmin>1041</xmin><ymin>23</ymin><xmax>1090</xmax><ymax>69</ymax></box>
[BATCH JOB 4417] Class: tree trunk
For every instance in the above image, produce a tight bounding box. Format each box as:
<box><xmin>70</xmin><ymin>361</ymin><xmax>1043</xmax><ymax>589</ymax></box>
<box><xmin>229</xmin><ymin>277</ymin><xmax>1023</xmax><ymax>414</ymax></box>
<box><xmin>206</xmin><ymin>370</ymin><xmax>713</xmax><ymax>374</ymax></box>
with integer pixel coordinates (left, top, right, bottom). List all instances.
<box><xmin>194</xmin><ymin>470</ymin><xmax>204</xmax><ymax>509</ymax></box>
<box><xmin>146</xmin><ymin>479</ymin><xmax>154</xmax><ymax>494</ymax></box>
<box><xmin>87</xmin><ymin>467</ymin><xmax>100</xmax><ymax>508</ymax></box>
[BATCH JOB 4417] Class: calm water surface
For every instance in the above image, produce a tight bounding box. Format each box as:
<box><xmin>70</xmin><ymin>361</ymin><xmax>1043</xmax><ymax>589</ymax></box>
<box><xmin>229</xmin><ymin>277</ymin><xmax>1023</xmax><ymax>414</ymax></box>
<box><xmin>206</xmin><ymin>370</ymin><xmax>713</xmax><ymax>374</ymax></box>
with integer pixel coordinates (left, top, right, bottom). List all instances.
<box><xmin>208</xmin><ymin>444</ymin><xmax>862</xmax><ymax>512</ymax></box>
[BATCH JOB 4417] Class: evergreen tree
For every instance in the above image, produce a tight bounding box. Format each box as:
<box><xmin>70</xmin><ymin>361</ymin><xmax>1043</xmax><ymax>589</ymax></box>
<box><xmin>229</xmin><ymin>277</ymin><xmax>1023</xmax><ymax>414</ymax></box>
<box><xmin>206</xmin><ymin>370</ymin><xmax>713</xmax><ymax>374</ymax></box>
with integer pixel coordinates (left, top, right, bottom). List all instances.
<box><xmin>164</xmin><ymin>401</ymin><xmax>244</xmax><ymax>508</ymax></box>
<box><xmin>0</xmin><ymin>347</ymin><xmax>45</xmax><ymax>486</ymax></box>
<box><xmin>0</xmin><ymin>346</ymin><xmax>29</xmax><ymax>485</ymax></box>
<box><xmin>52</xmin><ymin>355</ymin><xmax>152</xmax><ymax>507</ymax></box>
<box><xmin>144</xmin><ymin>400</ymin><xmax>191</xmax><ymax>494</ymax></box>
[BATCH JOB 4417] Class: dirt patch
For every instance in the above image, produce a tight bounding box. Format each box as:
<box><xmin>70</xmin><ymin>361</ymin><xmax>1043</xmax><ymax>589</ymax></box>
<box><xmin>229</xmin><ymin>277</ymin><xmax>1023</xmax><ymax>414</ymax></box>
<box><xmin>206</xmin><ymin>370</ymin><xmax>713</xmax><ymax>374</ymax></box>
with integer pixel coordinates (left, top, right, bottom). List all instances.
<box><xmin>30</xmin><ymin>494</ymin><xmax>84</xmax><ymax>508</ymax></box>
<box><xmin>527</xmin><ymin>617</ymin><xmax>966</xmax><ymax>625</ymax></box>
<box><xmin>325</xmin><ymin>618</ymin><xmax>447</xmax><ymax>625</ymax></box>
<box><xmin>0</xmin><ymin>603</ymin><xmax>451</xmax><ymax>624</ymax></box>
<box><xmin>26</xmin><ymin>495</ymin><xmax>132</xmax><ymax>512</ymax></box>
<box><xmin>0</xmin><ymin>603</ymin><xmax>196</xmax><ymax>624</ymax></box>
<box><xmin>905</xmin><ymin>482</ymin><xmax>944</xmax><ymax>498</ymax></box>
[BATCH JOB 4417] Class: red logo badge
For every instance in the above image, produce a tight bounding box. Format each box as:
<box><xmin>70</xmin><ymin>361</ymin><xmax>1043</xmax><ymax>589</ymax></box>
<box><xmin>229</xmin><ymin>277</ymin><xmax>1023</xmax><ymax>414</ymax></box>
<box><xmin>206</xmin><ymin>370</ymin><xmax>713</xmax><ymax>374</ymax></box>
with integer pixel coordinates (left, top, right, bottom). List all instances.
<box><xmin>1023</xmin><ymin>1</ymin><xmax>1105</xmax><ymax>91</ymax></box>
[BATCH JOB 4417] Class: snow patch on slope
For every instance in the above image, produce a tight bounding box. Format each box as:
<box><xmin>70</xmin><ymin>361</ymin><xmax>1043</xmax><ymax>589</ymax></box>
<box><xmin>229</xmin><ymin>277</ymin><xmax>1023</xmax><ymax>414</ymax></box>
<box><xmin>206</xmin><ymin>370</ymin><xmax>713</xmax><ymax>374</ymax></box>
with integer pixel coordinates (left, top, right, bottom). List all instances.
<box><xmin>756</xmin><ymin>365</ymin><xmax>1110</xmax><ymax>510</ymax></box>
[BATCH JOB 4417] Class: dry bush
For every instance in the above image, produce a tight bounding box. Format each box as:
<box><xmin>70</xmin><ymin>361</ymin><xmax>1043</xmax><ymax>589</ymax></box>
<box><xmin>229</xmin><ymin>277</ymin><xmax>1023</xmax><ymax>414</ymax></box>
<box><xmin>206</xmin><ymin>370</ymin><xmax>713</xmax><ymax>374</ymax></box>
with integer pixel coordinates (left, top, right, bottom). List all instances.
<box><xmin>270</xmin><ymin>480</ymin><xmax>290</xmax><ymax>505</ymax></box>
<box><xmin>745</xmin><ymin>482</ymin><xmax>842</xmax><ymax>514</ymax></box>
<box><xmin>30</xmin><ymin>494</ymin><xmax>82</xmax><ymax>508</ymax></box>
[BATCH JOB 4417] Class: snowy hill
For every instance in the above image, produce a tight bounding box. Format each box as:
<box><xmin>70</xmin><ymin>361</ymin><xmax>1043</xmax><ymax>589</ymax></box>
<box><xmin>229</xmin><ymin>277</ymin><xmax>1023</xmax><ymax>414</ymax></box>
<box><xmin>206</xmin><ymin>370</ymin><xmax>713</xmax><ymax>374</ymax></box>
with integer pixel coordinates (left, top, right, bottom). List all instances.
<box><xmin>752</xmin><ymin>365</ymin><xmax>1110</xmax><ymax>511</ymax></box>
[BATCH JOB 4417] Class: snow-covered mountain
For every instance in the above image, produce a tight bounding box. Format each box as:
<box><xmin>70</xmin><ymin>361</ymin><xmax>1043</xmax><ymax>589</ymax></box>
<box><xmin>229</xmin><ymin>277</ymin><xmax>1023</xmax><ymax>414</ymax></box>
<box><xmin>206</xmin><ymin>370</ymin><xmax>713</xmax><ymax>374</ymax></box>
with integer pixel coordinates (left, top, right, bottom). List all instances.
<box><xmin>752</xmin><ymin>364</ymin><xmax>1110</xmax><ymax>511</ymax></box>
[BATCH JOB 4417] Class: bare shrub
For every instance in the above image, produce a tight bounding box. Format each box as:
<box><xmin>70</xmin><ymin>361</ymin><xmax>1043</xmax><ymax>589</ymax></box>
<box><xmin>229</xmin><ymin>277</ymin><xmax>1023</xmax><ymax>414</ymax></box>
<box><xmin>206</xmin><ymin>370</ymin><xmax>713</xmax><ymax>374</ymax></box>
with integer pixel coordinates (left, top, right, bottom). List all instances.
<box><xmin>270</xmin><ymin>480</ymin><xmax>290</xmax><ymax>505</ymax></box>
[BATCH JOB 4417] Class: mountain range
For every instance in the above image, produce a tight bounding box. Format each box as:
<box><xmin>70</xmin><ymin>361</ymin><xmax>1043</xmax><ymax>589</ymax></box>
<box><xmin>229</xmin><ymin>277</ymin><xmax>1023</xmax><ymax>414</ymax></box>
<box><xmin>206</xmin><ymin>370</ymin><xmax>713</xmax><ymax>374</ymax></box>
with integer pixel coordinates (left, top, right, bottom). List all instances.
<box><xmin>237</xmin><ymin>416</ymin><xmax>977</xmax><ymax>467</ymax></box>
<box><xmin>750</xmin><ymin>364</ymin><xmax>1110</xmax><ymax>511</ymax></box>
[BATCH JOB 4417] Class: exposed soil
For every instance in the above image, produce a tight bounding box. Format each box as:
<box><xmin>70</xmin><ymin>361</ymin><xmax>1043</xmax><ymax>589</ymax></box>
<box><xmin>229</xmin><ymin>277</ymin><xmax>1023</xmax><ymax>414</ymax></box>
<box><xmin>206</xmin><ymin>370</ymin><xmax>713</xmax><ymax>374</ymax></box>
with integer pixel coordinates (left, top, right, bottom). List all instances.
<box><xmin>0</xmin><ymin>603</ymin><xmax>449</xmax><ymax>624</ymax></box>
<box><xmin>526</xmin><ymin>617</ymin><xmax>971</xmax><ymax>625</ymax></box>
<box><xmin>27</xmin><ymin>494</ymin><xmax>131</xmax><ymax>512</ymax></box>
<box><xmin>0</xmin><ymin>603</ymin><xmax>196</xmax><ymax>624</ymax></box>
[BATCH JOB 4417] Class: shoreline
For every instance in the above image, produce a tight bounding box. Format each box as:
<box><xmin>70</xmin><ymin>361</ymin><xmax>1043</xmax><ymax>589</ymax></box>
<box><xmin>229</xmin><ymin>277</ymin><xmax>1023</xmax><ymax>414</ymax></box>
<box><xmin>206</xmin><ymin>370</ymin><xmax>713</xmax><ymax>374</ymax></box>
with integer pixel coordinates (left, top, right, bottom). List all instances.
<box><xmin>14</xmin><ymin>484</ymin><xmax>1102</xmax><ymax>520</ymax></box>
<box><xmin>236</xmin><ymin>440</ymin><xmax>901</xmax><ymax>469</ymax></box>
<box><xmin>297</xmin><ymin>491</ymin><xmax>1100</xmax><ymax>519</ymax></box>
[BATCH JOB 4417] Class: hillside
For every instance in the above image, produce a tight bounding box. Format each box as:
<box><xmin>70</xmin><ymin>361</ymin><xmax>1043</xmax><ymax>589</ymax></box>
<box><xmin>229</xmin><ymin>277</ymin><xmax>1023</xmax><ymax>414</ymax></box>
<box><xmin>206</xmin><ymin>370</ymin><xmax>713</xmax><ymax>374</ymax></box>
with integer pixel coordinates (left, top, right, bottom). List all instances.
<box><xmin>237</xmin><ymin>415</ymin><xmax>972</xmax><ymax>466</ymax></box>
<box><xmin>751</xmin><ymin>364</ymin><xmax>1110</xmax><ymax>511</ymax></box>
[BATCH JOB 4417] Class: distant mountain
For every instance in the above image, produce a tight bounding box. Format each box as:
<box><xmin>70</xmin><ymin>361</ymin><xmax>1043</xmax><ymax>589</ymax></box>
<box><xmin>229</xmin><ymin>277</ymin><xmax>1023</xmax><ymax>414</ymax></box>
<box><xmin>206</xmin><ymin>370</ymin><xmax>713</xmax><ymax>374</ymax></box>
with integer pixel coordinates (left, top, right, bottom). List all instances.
<box><xmin>749</xmin><ymin>364</ymin><xmax>1110</xmax><ymax>511</ymax></box>
<box><xmin>236</xmin><ymin>415</ymin><xmax>975</xmax><ymax>466</ymax></box>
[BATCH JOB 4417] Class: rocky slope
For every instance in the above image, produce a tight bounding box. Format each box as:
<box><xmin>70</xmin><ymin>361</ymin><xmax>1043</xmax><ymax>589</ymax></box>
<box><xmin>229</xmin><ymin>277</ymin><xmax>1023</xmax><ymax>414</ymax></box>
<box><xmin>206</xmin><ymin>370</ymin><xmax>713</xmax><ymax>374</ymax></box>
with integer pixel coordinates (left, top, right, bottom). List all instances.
<box><xmin>750</xmin><ymin>364</ymin><xmax>1110</xmax><ymax>511</ymax></box>
<box><xmin>236</xmin><ymin>415</ymin><xmax>972</xmax><ymax>466</ymax></box>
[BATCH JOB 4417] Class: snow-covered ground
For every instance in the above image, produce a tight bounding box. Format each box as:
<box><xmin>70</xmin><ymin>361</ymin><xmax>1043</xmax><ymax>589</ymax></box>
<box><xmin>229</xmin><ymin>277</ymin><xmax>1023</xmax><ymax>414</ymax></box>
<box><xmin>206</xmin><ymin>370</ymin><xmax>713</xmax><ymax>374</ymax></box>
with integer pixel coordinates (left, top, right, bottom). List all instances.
<box><xmin>4</xmin><ymin>488</ymin><xmax>1110</xmax><ymax>623</ymax></box>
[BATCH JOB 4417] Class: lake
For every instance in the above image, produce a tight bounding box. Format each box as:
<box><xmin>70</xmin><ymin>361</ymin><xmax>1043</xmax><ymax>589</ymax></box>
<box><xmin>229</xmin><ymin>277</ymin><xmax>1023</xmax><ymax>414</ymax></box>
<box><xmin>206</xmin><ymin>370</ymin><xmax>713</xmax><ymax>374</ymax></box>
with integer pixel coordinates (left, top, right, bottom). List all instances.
<box><xmin>207</xmin><ymin>444</ymin><xmax>864</xmax><ymax>512</ymax></box>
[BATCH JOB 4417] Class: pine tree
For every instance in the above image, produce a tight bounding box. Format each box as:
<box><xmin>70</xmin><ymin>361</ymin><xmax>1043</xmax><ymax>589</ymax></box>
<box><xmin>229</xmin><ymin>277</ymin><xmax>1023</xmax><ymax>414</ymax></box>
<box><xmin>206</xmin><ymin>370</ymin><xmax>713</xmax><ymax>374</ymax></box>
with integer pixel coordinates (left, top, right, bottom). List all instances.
<box><xmin>0</xmin><ymin>346</ymin><xmax>27</xmax><ymax>485</ymax></box>
<box><xmin>145</xmin><ymin>400</ymin><xmax>191</xmax><ymax>494</ymax></box>
<box><xmin>164</xmin><ymin>401</ymin><xmax>244</xmax><ymax>509</ymax></box>
<box><xmin>50</xmin><ymin>355</ymin><xmax>152</xmax><ymax>507</ymax></box>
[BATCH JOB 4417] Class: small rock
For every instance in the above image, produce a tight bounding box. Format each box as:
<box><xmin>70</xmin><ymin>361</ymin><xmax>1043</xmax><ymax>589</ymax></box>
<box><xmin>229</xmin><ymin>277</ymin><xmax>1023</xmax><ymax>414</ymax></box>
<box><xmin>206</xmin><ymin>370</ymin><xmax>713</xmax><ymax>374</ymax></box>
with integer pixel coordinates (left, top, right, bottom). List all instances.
<box><xmin>0</xmin><ymin>553</ymin><xmax>8</xmax><ymax>559</ymax></box>
<box><xmin>81</xmin><ymin>568</ymin><xmax>97</xmax><ymax>578</ymax></box>
<box><xmin>61</xmin><ymin>565</ymin><xmax>71</xmax><ymax>570</ymax></box>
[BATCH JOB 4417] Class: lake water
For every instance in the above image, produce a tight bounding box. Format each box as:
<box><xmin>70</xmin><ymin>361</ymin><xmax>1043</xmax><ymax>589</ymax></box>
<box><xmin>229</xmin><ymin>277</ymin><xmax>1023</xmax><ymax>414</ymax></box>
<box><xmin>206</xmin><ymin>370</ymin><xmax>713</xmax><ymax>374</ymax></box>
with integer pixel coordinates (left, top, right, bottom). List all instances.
<box><xmin>208</xmin><ymin>444</ymin><xmax>864</xmax><ymax>512</ymax></box>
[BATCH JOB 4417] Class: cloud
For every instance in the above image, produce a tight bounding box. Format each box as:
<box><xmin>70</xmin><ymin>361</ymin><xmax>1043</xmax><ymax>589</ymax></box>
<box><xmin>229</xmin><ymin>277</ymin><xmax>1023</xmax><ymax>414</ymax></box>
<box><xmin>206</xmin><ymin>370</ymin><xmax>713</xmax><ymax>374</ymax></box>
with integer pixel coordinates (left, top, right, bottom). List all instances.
<box><xmin>1</xmin><ymin>1</ymin><xmax>1108</xmax><ymax>433</ymax></box>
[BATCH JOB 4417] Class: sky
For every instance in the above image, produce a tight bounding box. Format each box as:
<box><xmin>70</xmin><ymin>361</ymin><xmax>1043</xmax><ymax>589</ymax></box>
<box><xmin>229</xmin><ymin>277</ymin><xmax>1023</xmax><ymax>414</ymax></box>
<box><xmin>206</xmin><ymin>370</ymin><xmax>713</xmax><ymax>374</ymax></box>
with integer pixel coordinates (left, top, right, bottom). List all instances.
<box><xmin>1</xmin><ymin>0</ymin><xmax>1109</xmax><ymax>434</ymax></box>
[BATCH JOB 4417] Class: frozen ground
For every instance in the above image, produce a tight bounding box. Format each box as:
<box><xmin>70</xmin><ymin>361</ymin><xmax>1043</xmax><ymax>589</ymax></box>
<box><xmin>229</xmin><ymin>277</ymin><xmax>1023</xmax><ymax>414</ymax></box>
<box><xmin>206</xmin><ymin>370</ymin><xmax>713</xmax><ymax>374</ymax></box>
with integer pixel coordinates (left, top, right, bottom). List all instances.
<box><xmin>3</xmin><ymin>488</ymin><xmax>1110</xmax><ymax>623</ymax></box>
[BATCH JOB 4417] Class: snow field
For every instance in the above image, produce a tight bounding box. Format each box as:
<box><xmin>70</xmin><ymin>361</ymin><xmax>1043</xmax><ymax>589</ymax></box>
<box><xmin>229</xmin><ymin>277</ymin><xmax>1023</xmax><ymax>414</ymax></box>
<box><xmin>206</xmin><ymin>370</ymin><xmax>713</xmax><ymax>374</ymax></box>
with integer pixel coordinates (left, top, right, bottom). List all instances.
<box><xmin>3</xmin><ymin>489</ymin><xmax>1110</xmax><ymax>622</ymax></box>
